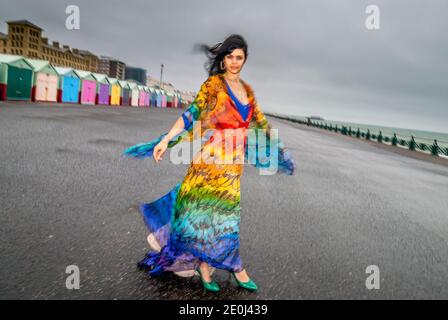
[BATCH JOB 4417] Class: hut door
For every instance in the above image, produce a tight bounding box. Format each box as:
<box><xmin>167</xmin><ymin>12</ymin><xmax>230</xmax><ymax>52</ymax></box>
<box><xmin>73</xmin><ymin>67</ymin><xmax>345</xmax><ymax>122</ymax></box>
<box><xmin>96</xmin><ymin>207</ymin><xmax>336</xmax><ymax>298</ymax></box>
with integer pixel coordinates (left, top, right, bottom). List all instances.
<box><xmin>7</xmin><ymin>66</ymin><xmax>32</xmax><ymax>100</ymax></box>
<box><xmin>36</xmin><ymin>73</ymin><xmax>46</xmax><ymax>101</ymax></box>
<box><xmin>70</xmin><ymin>78</ymin><xmax>79</xmax><ymax>102</ymax></box>
<box><xmin>47</xmin><ymin>74</ymin><xmax>58</xmax><ymax>102</ymax></box>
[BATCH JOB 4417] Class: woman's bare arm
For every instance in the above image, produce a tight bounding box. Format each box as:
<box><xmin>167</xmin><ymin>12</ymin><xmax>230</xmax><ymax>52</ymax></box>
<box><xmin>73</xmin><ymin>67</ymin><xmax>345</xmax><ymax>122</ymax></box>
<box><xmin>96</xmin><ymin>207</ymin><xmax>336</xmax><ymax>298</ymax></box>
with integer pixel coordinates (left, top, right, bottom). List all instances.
<box><xmin>153</xmin><ymin>116</ymin><xmax>186</xmax><ymax>162</ymax></box>
<box><xmin>164</xmin><ymin>116</ymin><xmax>186</xmax><ymax>142</ymax></box>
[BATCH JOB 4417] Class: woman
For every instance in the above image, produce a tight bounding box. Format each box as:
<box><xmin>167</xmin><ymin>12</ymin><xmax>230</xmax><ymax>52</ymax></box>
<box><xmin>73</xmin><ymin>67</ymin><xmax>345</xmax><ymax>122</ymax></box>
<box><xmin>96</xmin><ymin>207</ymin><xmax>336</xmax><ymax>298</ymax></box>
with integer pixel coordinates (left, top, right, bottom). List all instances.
<box><xmin>124</xmin><ymin>34</ymin><xmax>296</xmax><ymax>292</ymax></box>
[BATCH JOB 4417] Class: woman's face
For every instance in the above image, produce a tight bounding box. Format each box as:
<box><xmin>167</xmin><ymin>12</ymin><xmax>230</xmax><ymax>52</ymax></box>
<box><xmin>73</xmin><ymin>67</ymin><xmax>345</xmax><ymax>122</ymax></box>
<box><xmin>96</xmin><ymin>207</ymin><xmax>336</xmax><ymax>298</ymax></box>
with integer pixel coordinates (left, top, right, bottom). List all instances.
<box><xmin>223</xmin><ymin>48</ymin><xmax>246</xmax><ymax>74</ymax></box>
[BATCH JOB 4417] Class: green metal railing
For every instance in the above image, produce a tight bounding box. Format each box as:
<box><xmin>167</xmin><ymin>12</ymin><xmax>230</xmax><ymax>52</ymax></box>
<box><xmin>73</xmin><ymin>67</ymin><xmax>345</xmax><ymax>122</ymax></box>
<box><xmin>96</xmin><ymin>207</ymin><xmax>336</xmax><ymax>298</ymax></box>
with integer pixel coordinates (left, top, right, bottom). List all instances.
<box><xmin>266</xmin><ymin>113</ymin><xmax>448</xmax><ymax>157</ymax></box>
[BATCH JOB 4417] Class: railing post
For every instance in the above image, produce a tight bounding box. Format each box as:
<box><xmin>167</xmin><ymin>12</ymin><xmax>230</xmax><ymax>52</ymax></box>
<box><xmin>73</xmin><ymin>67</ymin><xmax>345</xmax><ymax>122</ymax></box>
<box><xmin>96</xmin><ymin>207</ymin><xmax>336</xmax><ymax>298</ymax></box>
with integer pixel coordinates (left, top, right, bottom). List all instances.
<box><xmin>392</xmin><ymin>133</ymin><xmax>397</xmax><ymax>146</ymax></box>
<box><xmin>409</xmin><ymin>136</ymin><xmax>416</xmax><ymax>151</ymax></box>
<box><xmin>366</xmin><ymin>129</ymin><xmax>371</xmax><ymax>140</ymax></box>
<box><xmin>431</xmin><ymin>139</ymin><xmax>439</xmax><ymax>156</ymax></box>
<box><xmin>377</xmin><ymin>130</ymin><xmax>383</xmax><ymax>143</ymax></box>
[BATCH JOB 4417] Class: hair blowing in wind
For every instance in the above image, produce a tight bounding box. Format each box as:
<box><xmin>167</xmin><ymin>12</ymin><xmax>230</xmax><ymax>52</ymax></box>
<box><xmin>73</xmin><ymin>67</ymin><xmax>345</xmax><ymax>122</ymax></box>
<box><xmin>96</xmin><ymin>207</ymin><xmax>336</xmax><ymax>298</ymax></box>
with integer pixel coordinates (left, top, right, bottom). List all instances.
<box><xmin>193</xmin><ymin>34</ymin><xmax>249</xmax><ymax>76</ymax></box>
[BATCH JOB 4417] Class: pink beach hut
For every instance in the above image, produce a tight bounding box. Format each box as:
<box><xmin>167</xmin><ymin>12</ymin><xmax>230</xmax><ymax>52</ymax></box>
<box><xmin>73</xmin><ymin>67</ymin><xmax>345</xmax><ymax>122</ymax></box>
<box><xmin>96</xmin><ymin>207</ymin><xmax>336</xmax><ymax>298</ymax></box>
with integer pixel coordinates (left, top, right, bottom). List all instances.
<box><xmin>25</xmin><ymin>58</ymin><xmax>58</xmax><ymax>102</ymax></box>
<box><xmin>144</xmin><ymin>87</ymin><xmax>150</xmax><ymax>106</ymax></box>
<box><xmin>173</xmin><ymin>93</ymin><xmax>178</xmax><ymax>109</ymax></box>
<box><xmin>161</xmin><ymin>89</ymin><xmax>167</xmax><ymax>108</ymax></box>
<box><xmin>75</xmin><ymin>70</ymin><xmax>96</xmax><ymax>105</ymax></box>
<box><xmin>138</xmin><ymin>85</ymin><xmax>146</xmax><ymax>107</ymax></box>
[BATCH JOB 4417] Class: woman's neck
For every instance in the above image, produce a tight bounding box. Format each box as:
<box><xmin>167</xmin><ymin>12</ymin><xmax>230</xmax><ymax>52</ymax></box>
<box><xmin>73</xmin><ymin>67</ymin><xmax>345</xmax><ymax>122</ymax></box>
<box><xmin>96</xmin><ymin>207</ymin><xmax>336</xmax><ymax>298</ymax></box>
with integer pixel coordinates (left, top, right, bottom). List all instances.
<box><xmin>223</xmin><ymin>71</ymin><xmax>240</xmax><ymax>83</ymax></box>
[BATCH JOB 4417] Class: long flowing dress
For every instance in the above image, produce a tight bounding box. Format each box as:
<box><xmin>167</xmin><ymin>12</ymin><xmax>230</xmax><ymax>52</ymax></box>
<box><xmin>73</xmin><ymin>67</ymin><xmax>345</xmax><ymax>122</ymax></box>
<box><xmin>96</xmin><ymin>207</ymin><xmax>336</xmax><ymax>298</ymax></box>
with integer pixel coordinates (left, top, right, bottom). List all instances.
<box><xmin>123</xmin><ymin>73</ymin><xmax>296</xmax><ymax>278</ymax></box>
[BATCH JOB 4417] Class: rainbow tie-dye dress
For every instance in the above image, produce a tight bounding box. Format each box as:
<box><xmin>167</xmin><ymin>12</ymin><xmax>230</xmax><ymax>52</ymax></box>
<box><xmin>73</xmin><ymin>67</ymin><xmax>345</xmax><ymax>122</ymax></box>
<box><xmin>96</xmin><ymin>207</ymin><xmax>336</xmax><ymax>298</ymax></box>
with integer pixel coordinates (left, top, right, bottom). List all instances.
<box><xmin>124</xmin><ymin>73</ymin><xmax>296</xmax><ymax>277</ymax></box>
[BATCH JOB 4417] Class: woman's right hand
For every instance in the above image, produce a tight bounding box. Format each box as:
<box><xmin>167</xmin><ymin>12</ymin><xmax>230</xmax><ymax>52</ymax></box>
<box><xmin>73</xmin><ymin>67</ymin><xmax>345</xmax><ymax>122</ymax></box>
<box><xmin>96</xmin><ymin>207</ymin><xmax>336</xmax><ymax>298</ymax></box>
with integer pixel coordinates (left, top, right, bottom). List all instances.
<box><xmin>153</xmin><ymin>138</ymin><xmax>168</xmax><ymax>163</ymax></box>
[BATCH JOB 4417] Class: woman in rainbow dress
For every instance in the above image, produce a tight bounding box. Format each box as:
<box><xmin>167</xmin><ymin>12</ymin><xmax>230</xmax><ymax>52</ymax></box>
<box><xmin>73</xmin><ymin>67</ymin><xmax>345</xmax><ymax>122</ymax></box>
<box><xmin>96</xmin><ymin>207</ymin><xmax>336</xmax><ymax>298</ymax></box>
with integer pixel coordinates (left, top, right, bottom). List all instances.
<box><xmin>124</xmin><ymin>34</ymin><xmax>296</xmax><ymax>292</ymax></box>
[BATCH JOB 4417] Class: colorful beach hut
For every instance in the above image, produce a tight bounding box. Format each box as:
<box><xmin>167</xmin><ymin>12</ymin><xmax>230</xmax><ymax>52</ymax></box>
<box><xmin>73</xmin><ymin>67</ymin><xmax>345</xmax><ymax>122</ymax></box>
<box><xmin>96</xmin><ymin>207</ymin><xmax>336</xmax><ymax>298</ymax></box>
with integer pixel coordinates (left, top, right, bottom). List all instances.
<box><xmin>173</xmin><ymin>93</ymin><xmax>178</xmax><ymax>109</ymax></box>
<box><xmin>0</xmin><ymin>54</ymin><xmax>33</xmax><ymax>101</ymax></box>
<box><xmin>26</xmin><ymin>58</ymin><xmax>58</xmax><ymax>102</ymax></box>
<box><xmin>138</xmin><ymin>85</ymin><xmax>146</xmax><ymax>107</ymax></box>
<box><xmin>118</xmin><ymin>80</ymin><xmax>130</xmax><ymax>106</ymax></box>
<box><xmin>167</xmin><ymin>92</ymin><xmax>173</xmax><ymax>108</ymax></box>
<box><xmin>55</xmin><ymin>67</ymin><xmax>80</xmax><ymax>103</ymax></box>
<box><xmin>129</xmin><ymin>82</ymin><xmax>139</xmax><ymax>107</ymax></box>
<box><xmin>75</xmin><ymin>70</ymin><xmax>96</xmax><ymax>105</ymax></box>
<box><xmin>92</xmin><ymin>73</ymin><xmax>110</xmax><ymax>105</ymax></box>
<box><xmin>107</xmin><ymin>77</ymin><xmax>121</xmax><ymax>106</ymax></box>
<box><xmin>177</xmin><ymin>93</ymin><xmax>182</xmax><ymax>108</ymax></box>
<box><xmin>161</xmin><ymin>89</ymin><xmax>167</xmax><ymax>108</ymax></box>
<box><xmin>155</xmin><ymin>89</ymin><xmax>162</xmax><ymax>108</ymax></box>
<box><xmin>177</xmin><ymin>93</ymin><xmax>182</xmax><ymax>109</ymax></box>
<box><xmin>149</xmin><ymin>87</ymin><xmax>156</xmax><ymax>107</ymax></box>
<box><xmin>144</xmin><ymin>87</ymin><xmax>150</xmax><ymax>107</ymax></box>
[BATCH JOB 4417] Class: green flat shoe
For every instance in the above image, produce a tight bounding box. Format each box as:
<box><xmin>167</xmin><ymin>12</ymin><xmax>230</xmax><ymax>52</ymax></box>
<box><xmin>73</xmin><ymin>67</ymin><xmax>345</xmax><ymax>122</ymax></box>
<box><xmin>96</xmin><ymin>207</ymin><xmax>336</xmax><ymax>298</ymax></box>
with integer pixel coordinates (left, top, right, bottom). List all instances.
<box><xmin>232</xmin><ymin>272</ymin><xmax>258</xmax><ymax>291</ymax></box>
<box><xmin>196</xmin><ymin>267</ymin><xmax>220</xmax><ymax>292</ymax></box>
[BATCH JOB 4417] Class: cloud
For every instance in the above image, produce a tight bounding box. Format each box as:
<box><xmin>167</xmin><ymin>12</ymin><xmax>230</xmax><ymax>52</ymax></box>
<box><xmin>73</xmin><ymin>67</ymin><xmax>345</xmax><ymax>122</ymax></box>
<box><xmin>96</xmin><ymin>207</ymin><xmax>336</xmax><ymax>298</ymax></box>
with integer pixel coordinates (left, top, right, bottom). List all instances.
<box><xmin>1</xmin><ymin>0</ymin><xmax>446</xmax><ymax>132</ymax></box>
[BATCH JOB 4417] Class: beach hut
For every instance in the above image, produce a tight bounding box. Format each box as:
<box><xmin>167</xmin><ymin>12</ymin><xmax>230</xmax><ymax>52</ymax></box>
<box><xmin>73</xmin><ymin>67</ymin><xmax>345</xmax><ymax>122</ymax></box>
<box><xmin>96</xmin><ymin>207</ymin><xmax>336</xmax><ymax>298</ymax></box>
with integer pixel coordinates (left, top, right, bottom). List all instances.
<box><xmin>129</xmin><ymin>82</ymin><xmax>139</xmax><ymax>107</ymax></box>
<box><xmin>161</xmin><ymin>89</ymin><xmax>167</xmax><ymax>108</ymax></box>
<box><xmin>75</xmin><ymin>70</ymin><xmax>96</xmax><ymax>105</ymax></box>
<box><xmin>0</xmin><ymin>54</ymin><xmax>33</xmax><ymax>101</ymax></box>
<box><xmin>107</xmin><ymin>77</ymin><xmax>121</xmax><ymax>106</ymax></box>
<box><xmin>173</xmin><ymin>93</ymin><xmax>178</xmax><ymax>109</ymax></box>
<box><xmin>155</xmin><ymin>89</ymin><xmax>162</xmax><ymax>108</ymax></box>
<box><xmin>55</xmin><ymin>67</ymin><xmax>80</xmax><ymax>103</ymax></box>
<box><xmin>171</xmin><ymin>93</ymin><xmax>176</xmax><ymax>108</ymax></box>
<box><xmin>138</xmin><ymin>85</ymin><xmax>146</xmax><ymax>107</ymax></box>
<box><xmin>118</xmin><ymin>80</ymin><xmax>130</xmax><ymax>106</ymax></box>
<box><xmin>149</xmin><ymin>87</ymin><xmax>156</xmax><ymax>107</ymax></box>
<box><xmin>25</xmin><ymin>58</ymin><xmax>58</xmax><ymax>102</ymax></box>
<box><xmin>166</xmin><ymin>92</ymin><xmax>173</xmax><ymax>108</ymax></box>
<box><xmin>144</xmin><ymin>87</ymin><xmax>150</xmax><ymax>107</ymax></box>
<box><xmin>148</xmin><ymin>87</ymin><xmax>154</xmax><ymax>107</ymax></box>
<box><xmin>92</xmin><ymin>73</ymin><xmax>110</xmax><ymax>105</ymax></box>
<box><xmin>177</xmin><ymin>93</ymin><xmax>182</xmax><ymax>108</ymax></box>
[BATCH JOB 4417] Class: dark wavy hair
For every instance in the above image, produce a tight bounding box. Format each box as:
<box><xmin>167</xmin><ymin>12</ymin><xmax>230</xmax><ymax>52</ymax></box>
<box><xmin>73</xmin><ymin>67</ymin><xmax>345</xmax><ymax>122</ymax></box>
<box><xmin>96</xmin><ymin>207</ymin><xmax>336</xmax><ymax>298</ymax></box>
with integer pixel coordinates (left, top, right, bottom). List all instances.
<box><xmin>194</xmin><ymin>34</ymin><xmax>248</xmax><ymax>76</ymax></box>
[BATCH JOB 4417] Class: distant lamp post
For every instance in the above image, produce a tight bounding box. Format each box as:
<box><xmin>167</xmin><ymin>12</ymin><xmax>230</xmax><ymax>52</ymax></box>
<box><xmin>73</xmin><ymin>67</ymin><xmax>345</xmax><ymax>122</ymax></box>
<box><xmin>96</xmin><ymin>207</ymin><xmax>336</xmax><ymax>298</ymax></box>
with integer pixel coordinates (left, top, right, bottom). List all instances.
<box><xmin>160</xmin><ymin>63</ymin><xmax>164</xmax><ymax>90</ymax></box>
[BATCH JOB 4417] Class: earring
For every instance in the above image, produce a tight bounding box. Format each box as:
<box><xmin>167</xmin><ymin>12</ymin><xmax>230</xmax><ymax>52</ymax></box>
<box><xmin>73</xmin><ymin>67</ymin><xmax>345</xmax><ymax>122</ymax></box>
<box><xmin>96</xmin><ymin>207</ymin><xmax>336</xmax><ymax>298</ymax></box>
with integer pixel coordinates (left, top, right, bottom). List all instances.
<box><xmin>220</xmin><ymin>60</ymin><xmax>225</xmax><ymax>70</ymax></box>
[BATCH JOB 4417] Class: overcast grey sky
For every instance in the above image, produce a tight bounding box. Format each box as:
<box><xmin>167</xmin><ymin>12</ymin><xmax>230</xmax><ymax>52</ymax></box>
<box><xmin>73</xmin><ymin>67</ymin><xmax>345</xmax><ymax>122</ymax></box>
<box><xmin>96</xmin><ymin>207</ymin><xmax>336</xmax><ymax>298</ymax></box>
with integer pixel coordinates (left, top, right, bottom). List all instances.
<box><xmin>1</xmin><ymin>0</ymin><xmax>447</xmax><ymax>133</ymax></box>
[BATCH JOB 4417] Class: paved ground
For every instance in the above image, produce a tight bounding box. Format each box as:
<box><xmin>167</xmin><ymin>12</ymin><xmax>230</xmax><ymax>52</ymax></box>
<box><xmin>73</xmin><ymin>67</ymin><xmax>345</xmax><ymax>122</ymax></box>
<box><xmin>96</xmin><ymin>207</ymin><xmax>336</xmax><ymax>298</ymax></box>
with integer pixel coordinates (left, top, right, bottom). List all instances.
<box><xmin>1</xmin><ymin>101</ymin><xmax>447</xmax><ymax>299</ymax></box>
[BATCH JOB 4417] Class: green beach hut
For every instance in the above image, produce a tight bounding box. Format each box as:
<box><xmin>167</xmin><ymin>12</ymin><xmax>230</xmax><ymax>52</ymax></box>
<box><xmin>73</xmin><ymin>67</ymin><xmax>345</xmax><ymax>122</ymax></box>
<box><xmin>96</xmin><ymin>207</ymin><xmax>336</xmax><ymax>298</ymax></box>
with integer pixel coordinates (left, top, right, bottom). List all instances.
<box><xmin>0</xmin><ymin>54</ymin><xmax>33</xmax><ymax>101</ymax></box>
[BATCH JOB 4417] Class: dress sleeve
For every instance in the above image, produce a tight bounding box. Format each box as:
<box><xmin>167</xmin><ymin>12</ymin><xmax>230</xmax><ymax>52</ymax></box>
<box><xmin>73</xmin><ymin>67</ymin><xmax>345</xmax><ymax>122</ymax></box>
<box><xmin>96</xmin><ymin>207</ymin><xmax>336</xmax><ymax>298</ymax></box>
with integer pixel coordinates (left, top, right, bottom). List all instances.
<box><xmin>123</xmin><ymin>77</ymin><xmax>212</xmax><ymax>159</ymax></box>
<box><xmin>181</xmin><ymin>112</ymin><xmax>191</xmax><ymax>130</ymax></box>
<box><xmin>247</xmin><ymin>98</ymin><xmax>297</xmax><ymax>175</ymax></box>
<box><xmin>180</xmin><ymin>78</ymin><xmax>211</xmax><ymax>131</ymax></box>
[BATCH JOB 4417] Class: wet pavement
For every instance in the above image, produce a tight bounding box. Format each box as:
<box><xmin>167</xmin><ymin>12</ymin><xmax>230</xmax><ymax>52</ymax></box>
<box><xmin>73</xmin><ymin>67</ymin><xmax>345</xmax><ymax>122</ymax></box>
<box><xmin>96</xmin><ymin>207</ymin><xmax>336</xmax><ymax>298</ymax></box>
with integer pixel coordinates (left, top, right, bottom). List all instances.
<box><xmin>1</xmin><ymin>101</ymin><xmax>447</xmax><ymax>299</ymax></box>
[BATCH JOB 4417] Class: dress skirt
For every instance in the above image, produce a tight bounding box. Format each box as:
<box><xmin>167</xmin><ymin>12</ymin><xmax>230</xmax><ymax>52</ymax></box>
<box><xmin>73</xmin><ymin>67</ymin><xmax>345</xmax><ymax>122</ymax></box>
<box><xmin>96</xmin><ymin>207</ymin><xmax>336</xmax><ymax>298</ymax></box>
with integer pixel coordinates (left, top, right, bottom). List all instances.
<box><xmin>137</xmin><ymin>150</ymin><xmax>245</xmax><ymax>277</ymax></box>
